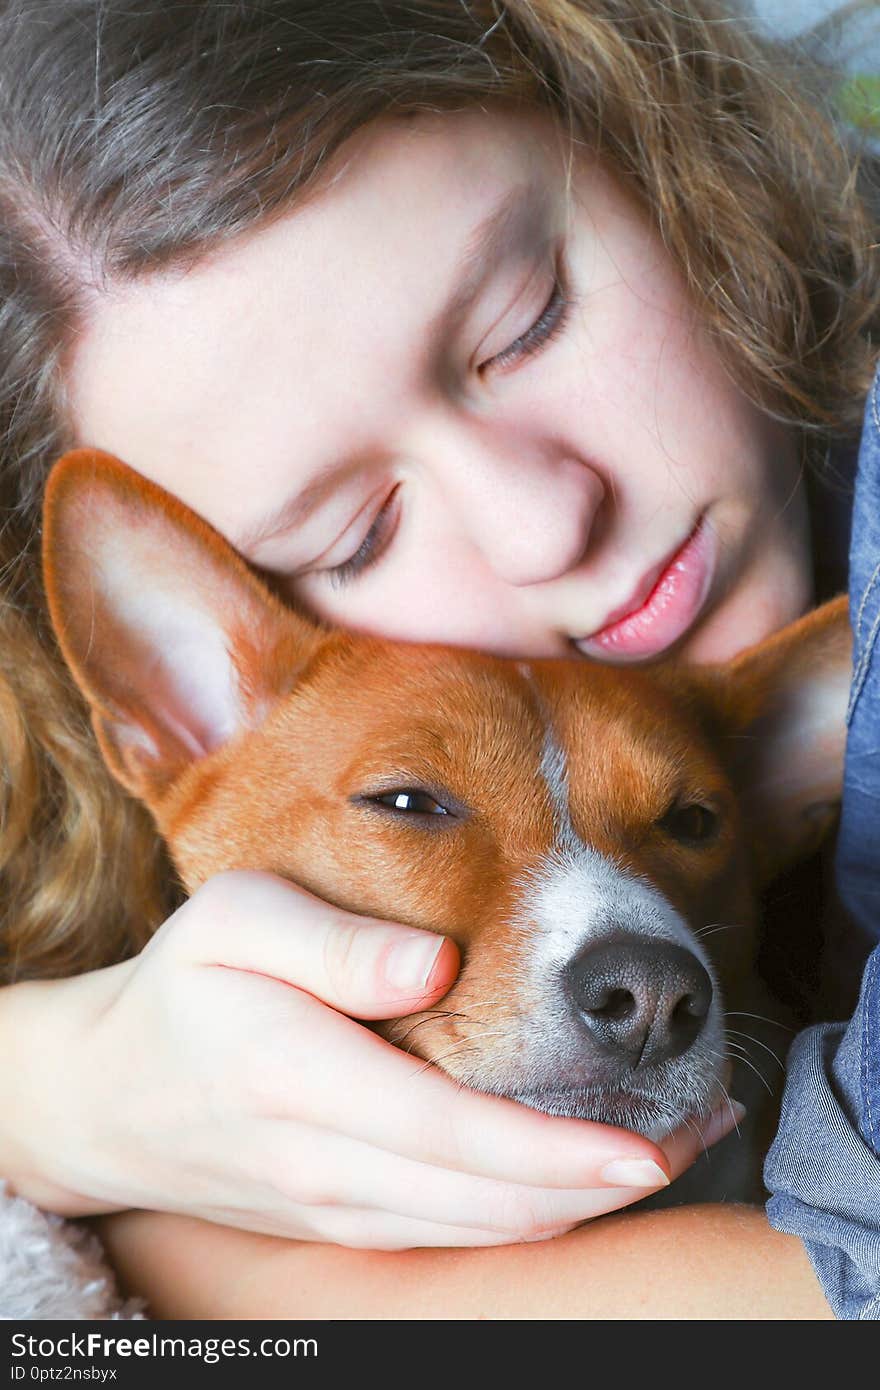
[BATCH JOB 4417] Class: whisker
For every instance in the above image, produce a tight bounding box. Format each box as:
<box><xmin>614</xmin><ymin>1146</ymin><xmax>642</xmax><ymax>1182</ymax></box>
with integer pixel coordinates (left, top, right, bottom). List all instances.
<box><xmin>443</xmin><ymin>996</ymin><xmax>511</xmax><ymax>1016</ymax></box>
<box><xmin>695</xmin><ymin>922</ymin><xmax>737</xmax><ymax>940</ymax></box>
<box><xmin>411</xmin><ymin>1029</ymin><xmax>513</xmax><ymax>1078</ymax></box>
<box><xmin>724</xmin><ymin>1042</ymin><xmax>758</xmax><ymax>1070</ymax></box>
<box><xmin>716</xmin><ymin>1082</ymin><xmax>744</xmax><ymax>1140</ymax></box>
<box><xmin>388</xmin><ymin>1006</ymin><xmax>493</xmax><ymax>1050</ymax></box>
<box><xmin>726</xmin><ymin>1010</ymin><xmax>794</xmax><ymax>1033</ymax></box>
<box><xmin>389</xmin><ymin>1011</ymin><xmax>464</xmax><ymax>1049</ymax></box>
<box><xmin>676</xmin><ymin>1113</ymin><xmax>702</xmax><ymax>1152</ymax></box>
<box><xmin>410</xmin><ymin>1045</ymin><xmax>478</xmax><ymax>1079</ymax></box>
<box><xmin>725</xmin><ymin>1050</ymin><xmax>773</xmax><ymax>1097</ymax></box>
<box><xmin>724</xmin><ymin>1027</ymin><xmax>785</xmax><ymax>1069</ymax></box>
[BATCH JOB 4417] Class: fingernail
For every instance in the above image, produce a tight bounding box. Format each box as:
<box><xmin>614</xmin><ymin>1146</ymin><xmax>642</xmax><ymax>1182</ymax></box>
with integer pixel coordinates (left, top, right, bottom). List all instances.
<box><xmin>701</xmin><ymin>1100</ymin><xmax>747</xmax><ymax>1148</ymax></box>
<box><xmin>386</xmin><ymin>935</ymin><xmax>445</xmax><ymax>993</ymax></box>
<box><xmin>599</xmin><ymin>1158</ymin><xmax>670</xmax><ymax>1189</ymax></box>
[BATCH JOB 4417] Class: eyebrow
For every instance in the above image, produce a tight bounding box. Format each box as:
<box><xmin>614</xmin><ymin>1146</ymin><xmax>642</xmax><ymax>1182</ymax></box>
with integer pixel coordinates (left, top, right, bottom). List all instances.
<box><xmin>234</xmin><ymin>183</ymin><xmax>548</xmax><ymax>555</ymax></box>
<box><xmin>428</xmin><ymin>181</ymin><xmax>549</xmax><ymax>340</ymax></box>
<box><xmin>235</xmin><ymin>467</ymin><xmax>344</xmax><ymax>553</ymax></box>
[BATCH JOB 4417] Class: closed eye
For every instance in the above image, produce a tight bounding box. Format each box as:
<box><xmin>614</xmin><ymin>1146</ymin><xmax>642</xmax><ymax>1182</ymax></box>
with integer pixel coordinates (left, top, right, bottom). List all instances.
<box><xmin>322</xmin><ymin>260</ymin><xmax>573</xmax><ymax>588</ymax></box>
<box><xmin>325</xmin><ymin>485</ymin><xmax>401</xmax><ymax>589</ymax></box>
<box><xmin>479</xmin><ymin>273</ymin><xmax>573</xmax><ymax>374</ymax></box>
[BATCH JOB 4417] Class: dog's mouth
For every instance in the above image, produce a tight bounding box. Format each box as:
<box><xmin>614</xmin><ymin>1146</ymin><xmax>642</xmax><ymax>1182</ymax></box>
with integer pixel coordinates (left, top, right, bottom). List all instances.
<box><xmin>478</xmin><ymin>1036</ymin><xmax>732</xmax><ymax>1140</ymax></box>
<box><xmin>505</xmin><ymin>1080</ymin><xmax>727</xmax><ymax>1139</ymax></box>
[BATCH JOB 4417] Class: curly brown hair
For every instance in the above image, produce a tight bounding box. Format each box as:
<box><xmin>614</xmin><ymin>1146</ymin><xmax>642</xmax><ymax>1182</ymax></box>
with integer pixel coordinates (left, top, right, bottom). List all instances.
<box><xmin>1</xmin><ymin>0</ymin><xmax>877</xmax><ymax>982</ymax></box>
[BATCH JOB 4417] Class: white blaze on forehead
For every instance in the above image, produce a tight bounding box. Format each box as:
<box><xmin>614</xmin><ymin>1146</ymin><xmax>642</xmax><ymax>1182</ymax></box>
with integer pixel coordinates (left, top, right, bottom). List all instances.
<box><xmin>514</xmin><ymin>664</ymin><xmax>716</xmax><ymax>991</ymax></box>
<box><xmin>517</xmin><ymin>662</ymin><xmax>581</xmax><ymax>856</ymax></box>
<box><xmin>515</xmin><ymin>843</ymin><xmax>716</xmax><ymax>982</ymax></box>
<box><xmin>539</xmin><ymin>726</ymin><xmax>581</xmax><ymax>854</ymax></box>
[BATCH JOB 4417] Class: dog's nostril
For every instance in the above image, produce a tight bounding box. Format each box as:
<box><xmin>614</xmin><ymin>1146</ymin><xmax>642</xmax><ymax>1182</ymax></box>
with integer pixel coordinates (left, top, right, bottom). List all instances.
<box><xmin>566</xmin><ymin>936</ymin><xmax>713</xmax><ymax>1069</ymax></box>
<box><xmin>583</xmin><ymin>986</ymin><xmax>636</xmax><ymax>1023</ymax></box>
<box><xmin>674</xmin><ymin>991</ymin><xmax>707</xmax><ymax>1023</ymax></box>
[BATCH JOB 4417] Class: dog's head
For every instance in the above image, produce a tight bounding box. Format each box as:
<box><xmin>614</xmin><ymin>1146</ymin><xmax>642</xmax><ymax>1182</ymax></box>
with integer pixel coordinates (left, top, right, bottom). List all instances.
<box><xmin>43</xmin><ymin>450</ymin><xmax>851</xmax><ymax>1136</ymax></box>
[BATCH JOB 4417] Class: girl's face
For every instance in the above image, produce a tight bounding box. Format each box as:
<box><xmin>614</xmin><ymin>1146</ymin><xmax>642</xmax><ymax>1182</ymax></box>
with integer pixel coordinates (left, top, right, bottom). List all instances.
<box><xmin>66</xmin><ymin>108</ymin><xmax>812</xmax><ymax>665</ymax></box>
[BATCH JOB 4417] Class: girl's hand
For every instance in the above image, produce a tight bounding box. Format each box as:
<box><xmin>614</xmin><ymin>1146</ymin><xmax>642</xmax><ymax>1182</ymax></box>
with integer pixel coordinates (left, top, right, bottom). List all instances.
<box><xmin>1</xmin><ymin>871</ymin><xmax>738</xmax><ymax>1249</ymax></box>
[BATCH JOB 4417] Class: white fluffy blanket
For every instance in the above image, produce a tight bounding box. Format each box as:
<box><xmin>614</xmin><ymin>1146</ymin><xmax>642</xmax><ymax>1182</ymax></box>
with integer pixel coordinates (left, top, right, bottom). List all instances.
<box><xmin>0</xmin><ymin>1182</ymin><xmax>145</xmax><ymax>1320</ymax></box>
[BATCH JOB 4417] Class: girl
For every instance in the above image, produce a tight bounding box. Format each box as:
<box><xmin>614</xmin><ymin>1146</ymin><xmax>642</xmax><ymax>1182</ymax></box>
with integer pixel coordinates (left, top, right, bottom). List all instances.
<box><xmin>0</xmin><ymin>0</ymin><xmax>876</xmax><ymax>1319</ymax></box>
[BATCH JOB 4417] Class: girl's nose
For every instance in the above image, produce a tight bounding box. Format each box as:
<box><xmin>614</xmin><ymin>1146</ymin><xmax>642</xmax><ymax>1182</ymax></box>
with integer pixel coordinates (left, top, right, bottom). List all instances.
<box><xmin>409</xmin><ymin>414</ymin><xmax>607</xmax><ymax>588</ymax></box>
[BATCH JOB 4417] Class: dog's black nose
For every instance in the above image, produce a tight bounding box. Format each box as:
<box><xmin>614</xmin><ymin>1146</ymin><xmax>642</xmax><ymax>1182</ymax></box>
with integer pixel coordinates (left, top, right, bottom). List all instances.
<box><xmin>566</xmin><ymin>937</ymin><xmax>713</xmax><ymax>1068</ymax></box>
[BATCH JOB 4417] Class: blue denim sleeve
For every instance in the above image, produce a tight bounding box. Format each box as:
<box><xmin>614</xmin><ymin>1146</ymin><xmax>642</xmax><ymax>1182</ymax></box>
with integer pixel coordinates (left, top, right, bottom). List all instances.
<box><xmin>764</xmin><ymin>367</ymin><xmax>880</xmax><ymax>1320</ymax></box>
<box><xmin>835</xmin><ymin>367</ymin><xmax>880</xmax><ymax>965</ymax></box>
<box><xmin>764</xmin><ymin>950</ymin><xmax>880</xmax><ymax>1319</ymax></box>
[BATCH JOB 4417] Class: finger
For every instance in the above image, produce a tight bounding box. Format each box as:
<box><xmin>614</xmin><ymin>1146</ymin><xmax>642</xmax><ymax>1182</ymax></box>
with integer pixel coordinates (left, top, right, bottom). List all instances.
<box><xmin>240</xmin><ymin>1122</ymin><xmax>671</xmax><ymax>1236</ymax></box>
<box><xmin>172</xmin><ymin>869</ymin><xmax>460</xmax><ymax>1017</ymax></box>
<box><xmin>660</xmin><ymin>1101</ymin><xmax>747</xmax><ymax>1178</ymax></box>
<box><xmin>266</xmin><ymin>1205</ymin><xmax>576</xmax><ymax>1250</ymax></box>
<box><xmin>246</xmin><ymin>982</ymin><xmax>674</xmax><ymax>1190</ymax></box>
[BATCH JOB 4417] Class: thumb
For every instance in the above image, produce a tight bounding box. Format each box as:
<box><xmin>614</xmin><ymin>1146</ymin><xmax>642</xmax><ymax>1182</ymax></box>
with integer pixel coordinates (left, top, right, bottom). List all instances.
<box><xmin>174</xmin><ymin>869</ymin><xmax>460</xmax><ymax>1019</ymax></box>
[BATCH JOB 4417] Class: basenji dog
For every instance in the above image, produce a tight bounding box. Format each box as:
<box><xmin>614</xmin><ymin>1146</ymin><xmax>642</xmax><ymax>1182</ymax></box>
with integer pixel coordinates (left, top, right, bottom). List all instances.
<box><xmin>42</xmin><ymin>450</ymin><xmax>852</xmax><ymax>1200</ymax></box>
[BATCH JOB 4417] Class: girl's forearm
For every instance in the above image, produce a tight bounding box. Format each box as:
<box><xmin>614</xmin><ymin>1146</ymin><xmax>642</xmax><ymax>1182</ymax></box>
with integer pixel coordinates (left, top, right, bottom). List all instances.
<box><xmin>94</xmin><ymin>1204</ymin><xmax>833</xmax><ymax>1321</ymax></box>
<box><xmin>0</xmin><ymin>977</ymin><xmax>64</xmax><ymax>1205</ymax></box>
<box><xmin>0</xmin><ymin>974</ymin><xmax>116</xmax><ymax>1215</ymax></box>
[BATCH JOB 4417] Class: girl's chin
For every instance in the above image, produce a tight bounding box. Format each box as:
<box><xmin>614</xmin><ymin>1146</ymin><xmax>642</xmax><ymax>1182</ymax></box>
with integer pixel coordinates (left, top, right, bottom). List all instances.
<box><xmin>679</xmin><ymin>585</ymin><xmax>812</xmax><ymax>666</ymax></box>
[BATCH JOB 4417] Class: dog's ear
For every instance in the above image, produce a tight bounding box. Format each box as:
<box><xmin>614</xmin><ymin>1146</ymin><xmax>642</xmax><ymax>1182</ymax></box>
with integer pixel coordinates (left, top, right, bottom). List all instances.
<box><xmin>695</xmin><ymin>595</ymin><xmax>852</xmax><ymax>883</ymax></box>
<box><xmin>43</xmin><ymin>449</ymin><xmax>324</xmax><ymax>805</ymax></box>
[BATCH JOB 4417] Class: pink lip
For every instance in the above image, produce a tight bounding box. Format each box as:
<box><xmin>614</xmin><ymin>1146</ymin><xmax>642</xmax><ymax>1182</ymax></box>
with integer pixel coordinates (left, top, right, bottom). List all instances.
<box><xmin>574</xmin><ymin>519</ymin><xmax>715</xmax><ymax>663</ymax></box>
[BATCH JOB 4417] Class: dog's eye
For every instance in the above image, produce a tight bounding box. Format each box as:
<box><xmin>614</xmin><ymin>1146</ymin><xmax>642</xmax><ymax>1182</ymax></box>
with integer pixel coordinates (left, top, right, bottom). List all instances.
<box><xmin>370</xmin><ymin>789</ymin><xmax>450</xmax><ymax>816</ymax></box>
<box><xmin>658</xmin><ymin>801</ymin><xmax>719</xmax><ymax>846</ymax></box>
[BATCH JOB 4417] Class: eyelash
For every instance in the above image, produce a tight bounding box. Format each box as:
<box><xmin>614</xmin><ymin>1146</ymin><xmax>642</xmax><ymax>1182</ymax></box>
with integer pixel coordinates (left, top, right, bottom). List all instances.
<box><xmin>325</xmin><ymin>273</ymin><xmax>572</xmax><ymax>588</ymax></box>
<box><xmin>327</xmin><ymin>485</ymin><xmax>401</xmax><ymax>590</ymax></box>
<box><xmin>479</xmin><ymin>275</ymin><xmax>572</xmax><ymax>373</ymax></box>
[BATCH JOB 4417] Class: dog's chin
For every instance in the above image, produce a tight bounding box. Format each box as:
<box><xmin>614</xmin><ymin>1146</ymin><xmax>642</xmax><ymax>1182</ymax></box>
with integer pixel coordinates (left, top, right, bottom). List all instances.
<box><xmin>504</xmin><ymin>1085</ymin><xmax>719</xmax><ymax>1140</ymax></box>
